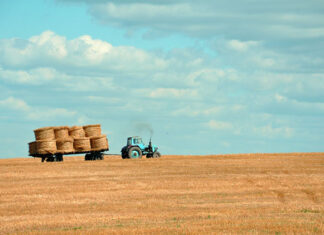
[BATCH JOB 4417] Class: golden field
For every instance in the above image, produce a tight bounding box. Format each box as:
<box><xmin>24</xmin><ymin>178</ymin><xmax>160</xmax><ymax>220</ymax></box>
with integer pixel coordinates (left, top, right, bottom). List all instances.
<box><xmin>0</xmin><ymin>153</ymin><xmax>323</xmax><ymax>234</ymax></box>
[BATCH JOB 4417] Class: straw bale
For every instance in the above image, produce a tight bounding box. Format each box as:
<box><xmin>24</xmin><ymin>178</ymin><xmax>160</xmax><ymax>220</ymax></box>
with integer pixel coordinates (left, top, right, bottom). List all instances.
<box><xmin>28</xmin><ymin>141</ymin><xmax>37</xmax><ymax>155</ymax></box>
<box><xmin>74</xmin><ymin>137</ymin><xmax>91</xmax><ymax>152</ymax></box>
<box><xmin>36</xmin><ymin>140</ymin><xmax>57</xmax><ymax>154</ymax></box>
<box><xmin>34</xmin><ymin>127</ymin><xmax>55</xmax><ymax>140</ymax></box>
<box><xmin>83</xmin><ymin>124</ymin><xmax>101</xmax><ymax>137</ymax></box>
<box><xmin>90</xmin><ymin>135</ymin><xmax>109</xmax><ymax>151</ymax></box>
<box><xmin>69</xmin><ymin>126</ymin><xmax>85</xmax><ymax>138</ymax></box>
<box><xmin>54</xmin><ymin>126</ymin><xmax>69</xmax><ymax>139</ymax></box>
<box><xmin>56</xmin><ymin>138</ymin><xmax>74</xmax><ymax>153</ymax></box>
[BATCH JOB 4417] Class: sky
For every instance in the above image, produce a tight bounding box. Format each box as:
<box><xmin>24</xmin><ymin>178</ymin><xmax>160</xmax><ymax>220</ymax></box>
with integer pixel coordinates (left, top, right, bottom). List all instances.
<box><xmin>0</xmin><ymin>0</ymin><xmax>323</xmax><ymax>158</ymax></box>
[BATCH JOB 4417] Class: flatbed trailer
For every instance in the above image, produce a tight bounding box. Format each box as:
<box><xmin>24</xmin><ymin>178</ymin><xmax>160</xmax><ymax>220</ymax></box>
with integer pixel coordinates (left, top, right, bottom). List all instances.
<box><xmin>30</xmin><ymin>148</ymin><xmax>109</xmax><ymax>162</ymax></box>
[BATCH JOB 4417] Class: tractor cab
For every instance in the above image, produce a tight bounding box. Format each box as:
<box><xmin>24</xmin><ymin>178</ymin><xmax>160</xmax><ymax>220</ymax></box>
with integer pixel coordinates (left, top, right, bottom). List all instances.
<box><xmin>127</xmin><ymin>136</ymin><xmax>145</xmax><ymax>149</ymax></box>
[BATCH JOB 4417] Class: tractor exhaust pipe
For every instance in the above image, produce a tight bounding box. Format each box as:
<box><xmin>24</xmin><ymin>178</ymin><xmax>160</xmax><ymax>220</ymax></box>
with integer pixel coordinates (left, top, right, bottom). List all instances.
<box><xmin>148</xmin><ymin>138</ymin><xmax>152</xmax><ymax>152</ymax></box>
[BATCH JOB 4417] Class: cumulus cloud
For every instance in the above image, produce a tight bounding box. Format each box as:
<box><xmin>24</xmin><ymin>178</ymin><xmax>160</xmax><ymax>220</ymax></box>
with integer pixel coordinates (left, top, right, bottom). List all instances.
<box><xmin>0</xmin><ymin>67</ymin><xmax>57</xmax><ymax>84</ymax></box>
<box><xmin>137</xmin><ymin>88</ymin><xmax>199</xmax><ymax>99</ymax></box>
<box><xmin>71</xmin><ymin>0</ymin><xmax>324</xmax><ymax>43</ymax></box>
<box><xmin>227</xmin><ymin>40</ymin><xmax>259</xmax><ymax>52</ymax></box>
<box><xmin>0</xmin><ymin>96</ymin><xmax>30</xmax><ymax>112</ymax></box>
<box><xmin>253</xmin><ymin>125</ymin><xmax>294</xmax><ymax>138</ymax></box>
<box><xmin>0</xmin><ymin>31</ymin><xmax>166</xmax><ymax>72</ymax></box>
<box><xmin>206</xmin><ymin>120</ymin><xmax>234</xmax><ymax>131</ymax></box>
<box><xmin>0</xmin><ymin>96</ymin><xmax>76</xmax><ymax>121</ymax></box>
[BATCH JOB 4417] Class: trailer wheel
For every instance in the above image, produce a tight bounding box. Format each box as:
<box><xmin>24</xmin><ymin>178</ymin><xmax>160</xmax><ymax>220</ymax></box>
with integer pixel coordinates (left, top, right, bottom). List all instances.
<box><xmin>128</xmin><ymin>147</ymin><xmax>142</xmax><ymax>159</ymax></box>
<box><xmin>85</xmin><ymin>153</ymin><xmax>91</xmax><ymax>161</ymax></box>
<box><xmin>94</xmin><ymin>152</ymin><xmax>103</xmax><ymax>160</ymax></box>
<box><xmin>153</xmin><ymin>151</ymin><xmax>161</xmax><ymax>158</ymax></box>
<box><xmin>99</xmin><ymin>152</ymin><xmax>104</xmax><ymax>160</ymax></box>
<box><xmin>55</xmin><ymin>154</ymin><xmax>63</xmax><ymax>162</ymax></box>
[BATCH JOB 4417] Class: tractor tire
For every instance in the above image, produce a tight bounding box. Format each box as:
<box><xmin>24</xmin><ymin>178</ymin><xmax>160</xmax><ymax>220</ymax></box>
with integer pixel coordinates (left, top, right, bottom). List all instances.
<box><xmin>121</xmin><ymin>152</ymin><xmax>128</xmax><ymax>159</ymax></box>
<box><xmin>128</xmin><ymin>147</ymin><xmax>142</xmax><ymax>159</ymax></box>
<box><xmin>153</xmin><ymin>151</ymin><xmax>161</xmax><ymax>158</ymax></box>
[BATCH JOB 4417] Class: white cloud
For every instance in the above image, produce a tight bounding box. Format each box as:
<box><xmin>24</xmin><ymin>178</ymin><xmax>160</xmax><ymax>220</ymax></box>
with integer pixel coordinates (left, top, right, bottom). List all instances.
<box><xmin>27</xmin><ymin>108</ymin><xmax>76</xmax><ymax>120</ymax></box>
<box><xmin>82</xmin><ymin>1</ymin><xmax>324</xmax><ymax>43</ymax></box>
<box><xmin>137</xmin><ymin>88</ymin><xmax>199</xmax><ymax>99</ymax></box>
<box><xmin>253</xmin><ymin>125</ymin><xmax>294</xmax><ymax>138</ymax></box>
<box><xmin>30</xmin><ymin>31</ymin><xmax>67</xmax><ymax>59</ymax></box>
<box><xmin>0</xmin><ymin>31</ymin><xmax>166</xmax><ymax>72</ymax></box>
<box><xmin>87</xmin><ymin>96</ymin><xmax>121</xmax><ymax>104</ymax></box>
<box><xmin>0</xmin><ymin>96</ymin><xmax>30</xmax><ymax>112</ymax></box>
<box><xmin>0</xmin><ymin>96</ymin><xmax>76</xmax><ymax>121</ymax></box>
<box><xmin>206</xmin><ymin>120</ymin><xmax>233</xmax><ymax>130</ymax></box>
<box><xmin>172</xmin><ymin>106</ymin><xmax>223</xmax><ymax>117</ymax></box>
<box><xmin>0</xmin><ymin>67</ymin><xmax>57</xmax><ymax>85</ymax></box>
<box><xmin>227</xmin><ymin>40</ymin><xmax>259</xmax><ymax>52</ymax></box>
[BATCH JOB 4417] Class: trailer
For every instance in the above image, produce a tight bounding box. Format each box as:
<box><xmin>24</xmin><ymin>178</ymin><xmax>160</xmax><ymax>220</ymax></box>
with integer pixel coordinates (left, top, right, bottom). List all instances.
<box><xmin>30</xmin><ymin>148</ymin><xmax>108</xmax><ymax>162</ymax></box>
<box><xmin>29</xmin><ymin>124</ymin><xmax>109</xmax><ymax>162</ymax></box>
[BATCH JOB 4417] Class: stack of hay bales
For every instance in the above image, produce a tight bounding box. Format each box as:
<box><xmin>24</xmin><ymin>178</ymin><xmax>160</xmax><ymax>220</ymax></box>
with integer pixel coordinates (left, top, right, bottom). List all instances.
<box><xmin>28</xmin><ymin>124</ymin><xmax>109</xmax><ymax>155</ymax></box>
<box><xmin>54</xmin><ymin>126</ymin><xmax>74</xmax><ymax>154</ymax></box>
<box><xmin>83</xmin><ymin>124</ymin><xmax>109</xmax><ymax>151</ymax></box>
<box><xmin>69</xmin><ymin>126</ymin><xmax>90</xmax><ymax>152</ymax></box>
<box><xmin>33</xmin><ymin>127</ymin><xmax>57</xmax><ymax>154</ymax></box>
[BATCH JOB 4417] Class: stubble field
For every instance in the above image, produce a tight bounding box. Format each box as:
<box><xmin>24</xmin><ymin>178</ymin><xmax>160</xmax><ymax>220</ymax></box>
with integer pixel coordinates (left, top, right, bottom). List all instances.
<box><xmin>0</xmin><ymin>153</ymin><xmax>323</xmax><ymax>234</ymax></box>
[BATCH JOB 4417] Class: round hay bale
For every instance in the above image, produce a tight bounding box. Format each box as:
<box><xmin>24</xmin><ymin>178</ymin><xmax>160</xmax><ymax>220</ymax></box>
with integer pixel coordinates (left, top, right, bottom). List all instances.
<box><xmin>36</xmin><ymin>140</ymin><xmax>57</xmax><ymax>154</ymax></box>
<box><xmin>28</xmin><ymin>141</ymin><xmax>37</xmax><ymax>155</ymax></box>
<box><xmin>90</xmin><ymin>135</ymin><xmax>108</xmax><ymax>151</ymax></box>
<box><xmin>74</xmin><ymin>137</ymin><xmax>91</xmax><ymax>152</ymax></box>
<box><xmin>34</xmin><ymin>127</ymin><xmax>55</xmax><ymax>140</ymax></box>
<box><xmin>54</xmin><ymin>126</ymin><xmax>69</xmax><ymax>139</ymax></box>
<box><xmin>83</xmin><ymin>124</ymin><xmax>101</xmax><ymax>137</ymax></box>
<box><xmin>56</xmin><ymin>138</ymin><xmax>74</xmax><ymax>153</ymax></box>
<box><xmin>69</xmin><ymin>126</ymin><xmax>85</xmax><ymax>138</ymax></box>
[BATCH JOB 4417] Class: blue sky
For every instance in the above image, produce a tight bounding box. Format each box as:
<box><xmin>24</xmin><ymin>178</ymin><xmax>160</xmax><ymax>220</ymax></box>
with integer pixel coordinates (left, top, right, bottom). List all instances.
<box><xmin>0</xmin><ymin>0</ymin><xmax>323</xmax><ymax>158</ymax></box>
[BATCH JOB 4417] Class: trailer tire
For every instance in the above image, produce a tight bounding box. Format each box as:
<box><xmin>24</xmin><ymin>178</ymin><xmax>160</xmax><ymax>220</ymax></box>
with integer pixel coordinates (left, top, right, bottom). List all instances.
<box><xmin>99</xmin><ymin>153</ymin><xmax>104</xmax><ymax>160</ymax></box>
<box><xmin>85</xmin><ymin>153</ymin><xmax>91</xmax><ymax>161</ymax></box>
<box><xmin>128</xmin><ymin>147</ymin><xmax>142</xmax><ymax>159</ymax></box>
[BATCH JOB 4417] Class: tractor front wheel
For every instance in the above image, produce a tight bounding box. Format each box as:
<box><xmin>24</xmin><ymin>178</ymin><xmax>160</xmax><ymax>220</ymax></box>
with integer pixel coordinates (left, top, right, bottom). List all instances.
<box><xmin>128</xmin><ymin>147</ymin><xmax>142</xmax><ymax>159</ymax></box>
<box><xmin>153</xmin><ymin>151</ymin><xmax>161</xmax><ymax>158</ymax></box>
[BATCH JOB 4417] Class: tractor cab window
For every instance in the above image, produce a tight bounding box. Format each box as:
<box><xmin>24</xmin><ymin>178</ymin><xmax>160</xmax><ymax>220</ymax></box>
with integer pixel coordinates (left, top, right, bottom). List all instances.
<box><xmin>133</xmin><ymin>138</ymin><xmax>143</xmax><ymax>145</ymax></box>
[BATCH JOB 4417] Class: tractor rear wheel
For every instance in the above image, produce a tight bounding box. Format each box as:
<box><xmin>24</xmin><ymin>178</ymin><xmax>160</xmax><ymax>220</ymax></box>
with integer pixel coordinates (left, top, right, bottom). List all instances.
<box><xmin>128</xmin><ymin>147</ymin><xmax>142</xmax><ymax>159</ymax></box>
<box><xmin>153</xmin><ymin>151</ymin><xmax>161</xmax><ymax>158</ymax></box>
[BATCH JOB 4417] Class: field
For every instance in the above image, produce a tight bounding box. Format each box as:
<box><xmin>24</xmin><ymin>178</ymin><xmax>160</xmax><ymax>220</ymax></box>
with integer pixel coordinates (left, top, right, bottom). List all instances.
<box><xmin>0</xmin><ymin>153</ymin><xmax>323</xmax><ymax>234</ymax></box>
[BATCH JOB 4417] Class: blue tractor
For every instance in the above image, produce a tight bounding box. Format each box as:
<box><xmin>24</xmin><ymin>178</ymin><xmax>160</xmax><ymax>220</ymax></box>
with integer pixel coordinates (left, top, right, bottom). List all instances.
<box><xmin>121</xmin><ymin>136</ymin><xmax>161</xmax><ymax>159</ymax></box>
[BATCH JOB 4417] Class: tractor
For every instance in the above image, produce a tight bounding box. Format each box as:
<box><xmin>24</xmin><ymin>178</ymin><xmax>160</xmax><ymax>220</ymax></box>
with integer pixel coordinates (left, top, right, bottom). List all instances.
<box><xmin>121</xmin><ymin>136</ymin><xmax>161</xmax><ymax>159</ymax></box>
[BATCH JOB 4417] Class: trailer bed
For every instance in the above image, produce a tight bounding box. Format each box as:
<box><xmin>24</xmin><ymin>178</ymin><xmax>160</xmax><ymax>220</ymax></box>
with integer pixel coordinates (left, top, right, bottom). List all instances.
<box><xmin>30</xmin><ymin>148</ymin><xmax>109</xmax><ymax>162</ymax></box>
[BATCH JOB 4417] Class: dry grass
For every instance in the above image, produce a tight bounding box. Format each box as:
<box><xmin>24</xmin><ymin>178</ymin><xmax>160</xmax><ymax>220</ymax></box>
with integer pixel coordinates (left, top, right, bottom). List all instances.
<box><xmin>0</xmin><ymin>153</ymin><xmax>323</xmax><ymax>234</ymax></box>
